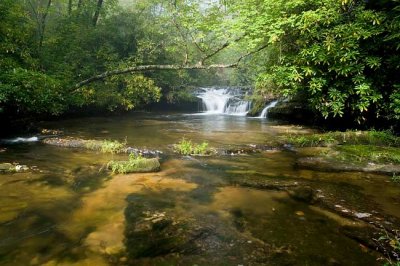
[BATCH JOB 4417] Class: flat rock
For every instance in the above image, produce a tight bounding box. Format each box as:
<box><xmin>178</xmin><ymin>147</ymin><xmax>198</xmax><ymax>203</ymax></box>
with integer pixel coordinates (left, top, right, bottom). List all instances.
<box><xmin>297</xmin><ymin>157</ymin><xmax>400</xmax><ymax>175</ymax></box>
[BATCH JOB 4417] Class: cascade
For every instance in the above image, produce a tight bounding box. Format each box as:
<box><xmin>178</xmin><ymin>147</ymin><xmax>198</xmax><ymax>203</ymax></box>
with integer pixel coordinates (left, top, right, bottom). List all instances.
<box><xmin>196</xmin><ymin>87</ymin><xmax>251</xmax><ymax>116</ymax></box>
<box><xmin>258</xmin><ymin>100</ymin><xmax>278</xmax><ymax>118</ymax></box>
<box><xmin>5</xmin><ymin>136</ymin><xmax>39</xmax><ymax>143</ymax></box>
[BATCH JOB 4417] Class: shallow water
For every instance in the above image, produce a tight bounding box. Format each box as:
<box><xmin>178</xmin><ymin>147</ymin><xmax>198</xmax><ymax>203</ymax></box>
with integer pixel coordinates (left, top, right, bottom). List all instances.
<box><xmin>0</xmin><ymin>112</ymin><xmax>399</xmax><ymax>265</ymax></box>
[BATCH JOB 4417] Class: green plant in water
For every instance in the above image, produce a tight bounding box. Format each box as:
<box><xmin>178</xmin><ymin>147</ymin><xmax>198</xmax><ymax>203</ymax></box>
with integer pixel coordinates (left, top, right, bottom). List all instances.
<box><xmin>334</xmin><ymin>145</ymin><xmax>400</xmax><ymax>165</ymax></box>
<box><xmin>107</xmin><ymin>153</ymin><xmax>159</xmax><ymax>174</ymax></box>
<box><xmin>174</xmin><ymin>138</ymin><xmax>194</xmax><ymax>155</ymax></box>
<box><xmin>84</xmin><ymin>139</ymin><xmax>126</xmax><ymax>154</ymax></box>
<box><xmin>174</xmin><ymin>138</ymin><xmax>211</xmax><ymax>155</ymax></box>
<box><xmin>193</xmin><ymin>141</ymin><xmax>209</xmax><ymax>155</ymax></box>
<box><xmin>392</xmin><ymin>173</ymin><xmax>400</xmax><ymax>183</ymax></box>
<box><xmin>284</xmin><ymin>130</ymin><xmax>400</xmax><ymax>148</ymax></box>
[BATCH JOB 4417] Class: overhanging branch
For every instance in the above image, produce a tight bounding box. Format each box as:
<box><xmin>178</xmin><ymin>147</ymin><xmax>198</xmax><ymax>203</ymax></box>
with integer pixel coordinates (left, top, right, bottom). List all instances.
<box><xmin>73</xmin><ymin>63</ymin><xmax>237</xmax><ymax>90</ymax></box>
<box><xmin>72</xmin><ymin>43</ymin><xmax>269</xmax><ymax>90</ymax></box>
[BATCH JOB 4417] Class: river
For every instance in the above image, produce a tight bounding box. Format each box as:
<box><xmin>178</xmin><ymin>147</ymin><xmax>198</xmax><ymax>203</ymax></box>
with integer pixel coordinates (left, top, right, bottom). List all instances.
<box><xmin>0</xmin><ymin>111</ymin><xmax>399</xmax><ymax>265</ymax></box>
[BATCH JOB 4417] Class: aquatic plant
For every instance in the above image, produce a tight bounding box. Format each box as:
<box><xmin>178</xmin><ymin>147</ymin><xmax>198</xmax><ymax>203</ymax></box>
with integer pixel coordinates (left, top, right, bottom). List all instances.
<box><xmin>107</xmin><ymin>153</ymin><xmax>160</xmax><ymax>174</ymax></box>
<box><xmin>334</xmin><ymin>145</ymin><xmax>400</xmax><ymax>165</ymax></box>
<box><xmin>284</xmin><ymin>130</ymin><xmax>400</xmax><ymax>147</ymax></box>
<box><xmin>84</xmin><ymin>139</ymin><xmax>126</xmax><ymax>154</ymax></box>
<box><xmin>392</xmin><ymin>174</ymin><xmax>400</xmax><ymax>183</ymax></box>
<box><xmin>174</xmin><ymin>138</ymin><xmax>212</xmax><ymax>156</ymax></box>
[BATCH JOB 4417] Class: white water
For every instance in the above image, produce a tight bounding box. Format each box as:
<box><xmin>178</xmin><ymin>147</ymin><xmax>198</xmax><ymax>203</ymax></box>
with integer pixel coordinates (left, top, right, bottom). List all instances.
<box><xmin>258</xmin><ymin>100</ymin><xmax>278</xmax><ymax>118</ymax></box>
<box><xmin>196</xmin><ymin>87</ymin><xmax>251</xmax><ymax>116</ymax></box>
<box><xmin>4</xmin><ymin>136</ymin><xmax>39</xmax><ymax>143</ymax></box>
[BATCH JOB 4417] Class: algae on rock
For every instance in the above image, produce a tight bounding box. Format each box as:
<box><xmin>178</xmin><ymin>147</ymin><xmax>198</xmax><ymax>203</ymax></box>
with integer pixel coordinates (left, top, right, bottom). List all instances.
<box><xmin>107</xmin><ymin>154</ymin><xmax>161</xmax><ymax>174</ymax></box>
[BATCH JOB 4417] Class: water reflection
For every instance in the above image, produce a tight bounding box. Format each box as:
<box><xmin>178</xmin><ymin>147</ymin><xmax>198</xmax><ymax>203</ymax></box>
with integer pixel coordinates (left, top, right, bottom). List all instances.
<box><xmin>0</xmin><ymin>113</ymin><xmax>397</xmax><ymax>265</ymax></box>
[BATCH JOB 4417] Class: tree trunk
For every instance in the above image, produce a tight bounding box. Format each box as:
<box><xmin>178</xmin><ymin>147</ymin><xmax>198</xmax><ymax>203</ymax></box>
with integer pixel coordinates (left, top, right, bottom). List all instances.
<box><xmin>39</xmin><ymin>0</ymin><xmax>52</xmax><ymax>48</ymax></box>
<box><xmin>78</xmin><ymin>0</ymin><xmax>83</xmax><ymax>8</ymax></box>
<box><xmin>92</xmin><ymin>0</ymin><xmax>103</xmax><ymax>26</ymax></box>
<box><xmin>68</xmin><ymin>0</ymin><xmax>72</xmax><ymax>14</ymax></box>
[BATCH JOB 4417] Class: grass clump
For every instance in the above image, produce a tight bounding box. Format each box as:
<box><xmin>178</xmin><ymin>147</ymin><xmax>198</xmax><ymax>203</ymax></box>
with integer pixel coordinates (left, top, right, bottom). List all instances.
<box><xmin>85</xmin><ymin>139</ymin><xmax>126</xmax><ymax>154</ymax></box>
<box><xmin>334</xmin><ymin>145</ymin><xmax>400</xmax><ymax>165</ymax></box>
<box><xmin>174</xmin><ymin>138</ymin><xmax>212</xmax><ymax>156</ymax></box>
<box><xmin>285</xmin><ymin>130</ymin><xmax>400</xmax><ymax>147</ymax></box>
<box><xmin>392</xmin><ymin>173</ymin><xmax>400</xmax><ymax>183</ymax></box>
<box><xmin>107</xmin><ymin>153</ymin><xmax>160</xmax><ymax>174</ymax></box>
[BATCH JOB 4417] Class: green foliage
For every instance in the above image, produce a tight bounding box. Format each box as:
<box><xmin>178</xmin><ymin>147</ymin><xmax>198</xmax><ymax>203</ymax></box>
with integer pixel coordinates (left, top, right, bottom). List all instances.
<box><xmin>174</xmin><ymin>138</ymin><xmax>194</xmax><ymax>155</ymax></box>
<box><xmin>174</xmin><ymin>138</ymin><xmax>212</xmax><ymax>156</ymax></box>
<box><xmin>86</xmin><ymin>75</ymin><xmax>161</xmax><ymax>111</ymax></box>
<box><xmin>392</xmin><ymin>173</ymin><xmax>400</xmax><ymax>183</ymax></box>
<box><xmin>107</xmin><ymin>153</ymin><xmax>160</xmax><ymax>174</ymax></box>
<box><xmin>229</xmin><ymin>0</ymin><xmax>400</xmax><ymax>125</ymax></box>
<box><xmin>0</xmin><ymin>68</ymin><xmax>65</xmax><ymax>115</ymax></box>
<box><xmin>334</xmin><ymin>145</ymin><xmax>400</xmax><ymax>164</ymax></box>
<box><xmin>285</xmin><ymin>130</ymin><xmax>400</xmax><ymax>147</ymax></box>
<box><xmin>84</xmin><ymin>139</ymin><xmax>126</xmax><ymax>154</ymax></box>
<box><xmin>2</xmin><ymin>0</ymin><xmax>400</xmax><ymax>126</ymax></box>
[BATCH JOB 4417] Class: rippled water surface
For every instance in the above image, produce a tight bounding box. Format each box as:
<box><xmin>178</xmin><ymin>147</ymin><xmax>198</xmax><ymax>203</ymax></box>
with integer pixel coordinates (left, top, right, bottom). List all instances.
<box><xmin>0</xmin><ymin>112</ymin><xmax>399</xmax><ymax>265</ymax></box>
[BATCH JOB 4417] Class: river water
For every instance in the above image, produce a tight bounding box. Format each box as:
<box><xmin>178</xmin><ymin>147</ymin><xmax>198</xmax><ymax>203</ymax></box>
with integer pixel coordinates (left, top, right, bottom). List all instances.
<box><xmin>0</xmin><ymin>112</ymin><xmax>399</xmax><ymax>265</ymax></box>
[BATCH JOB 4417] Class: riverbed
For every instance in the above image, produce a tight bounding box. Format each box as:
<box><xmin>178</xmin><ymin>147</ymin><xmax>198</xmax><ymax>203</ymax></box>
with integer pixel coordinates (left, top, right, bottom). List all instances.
<box><xmin>0</xmin><ymin>112</ymin><xmax>399</xmax><ymax>265</ymax></box>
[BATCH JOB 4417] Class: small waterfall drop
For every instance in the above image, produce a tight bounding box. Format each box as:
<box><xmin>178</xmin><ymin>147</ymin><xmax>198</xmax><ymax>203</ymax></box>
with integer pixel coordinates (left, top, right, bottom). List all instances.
<box><xmin>258</xmin><ymin>100</ymin><xmax>278</xmax><ymax>118</ymax></box>
<box><xmin>196</xmin><ymin>87</ymin><xmax>251</xmax><ymax>116</ymax></box>
<box><xmin>3</xmin><ymin>136</ymin><xmax>39</xmax><ymax>144</ymax></box>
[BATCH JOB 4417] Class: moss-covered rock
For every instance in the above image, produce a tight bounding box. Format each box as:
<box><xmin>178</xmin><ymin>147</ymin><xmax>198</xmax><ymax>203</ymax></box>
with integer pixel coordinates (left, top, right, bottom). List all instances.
<box><xmin>247</xmin><ymin>97</ymin><xmax>268</xmax><ymax>117</ymax></box>
<box><xmin>268</xmin><ymin>101</ymin><xmax>314</xmax><ymax>122</ymax></box>
<box><xmin>107</xmin><ymin>157</ymin><xmax>161</xmax><ymax>174</ymax></box>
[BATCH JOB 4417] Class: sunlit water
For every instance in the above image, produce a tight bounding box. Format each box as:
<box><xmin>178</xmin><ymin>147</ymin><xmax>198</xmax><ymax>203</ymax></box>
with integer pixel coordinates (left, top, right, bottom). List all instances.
<box><xmin>0</xmin><ymin>112</ymin><xmax>399</xmax><ymax>265</ymax></box>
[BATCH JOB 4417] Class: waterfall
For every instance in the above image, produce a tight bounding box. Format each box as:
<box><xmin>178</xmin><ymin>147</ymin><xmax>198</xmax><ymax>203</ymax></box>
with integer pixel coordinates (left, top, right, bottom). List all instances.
<box><xmin>196</xmin><ymin>87</ymin><xmax>251</xmax><ymax>116</ymax></box>
<box><xmin>258</xmin><ymin>100</ymin><xmax>278</xmax><ymax>118</ymax></box>
<box><xmin>3</xmin><ymin>136</ymin><xmax>39</xmax><ymax>143</ymax></box>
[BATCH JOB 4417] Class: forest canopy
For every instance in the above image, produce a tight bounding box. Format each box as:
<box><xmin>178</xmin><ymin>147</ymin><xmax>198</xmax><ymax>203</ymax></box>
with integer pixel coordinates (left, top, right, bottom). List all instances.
<box><xmin>0</xmin><ymin>0</ymin><xmax>399</xmax><ymax>127</ymax></box>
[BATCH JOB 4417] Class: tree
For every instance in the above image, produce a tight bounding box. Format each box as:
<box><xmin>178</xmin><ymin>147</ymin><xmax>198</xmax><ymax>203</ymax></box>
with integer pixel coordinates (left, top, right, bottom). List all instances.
<box><xmin>226</xmin><ymin>0</ymin><xmax>400</xmax><ymax>125</ymax></box>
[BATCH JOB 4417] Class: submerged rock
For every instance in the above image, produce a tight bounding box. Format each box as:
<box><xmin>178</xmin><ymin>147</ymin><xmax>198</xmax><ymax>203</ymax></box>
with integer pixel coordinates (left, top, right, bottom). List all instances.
<box><xmin>297</xmin><ymin>157</ymin><xmax>400</xmax><ymax>175</ymax></box>
<box><xmin>287</xmin><ymin>186</ymin><xmax>315</xmax><ymax>204</ymax></box>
